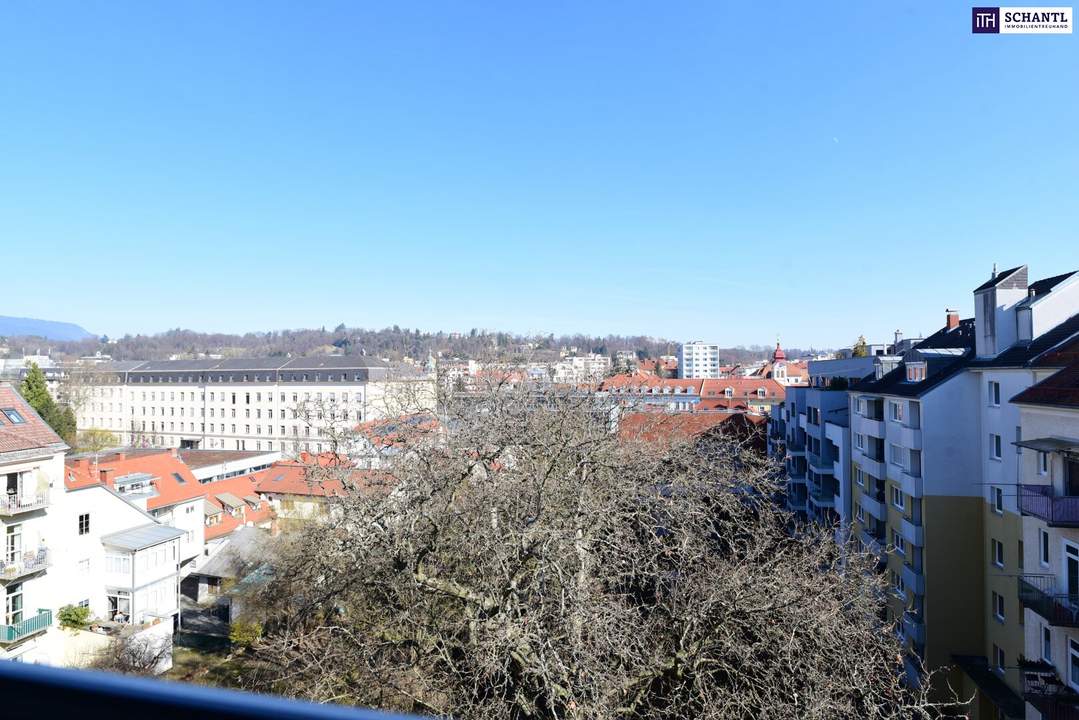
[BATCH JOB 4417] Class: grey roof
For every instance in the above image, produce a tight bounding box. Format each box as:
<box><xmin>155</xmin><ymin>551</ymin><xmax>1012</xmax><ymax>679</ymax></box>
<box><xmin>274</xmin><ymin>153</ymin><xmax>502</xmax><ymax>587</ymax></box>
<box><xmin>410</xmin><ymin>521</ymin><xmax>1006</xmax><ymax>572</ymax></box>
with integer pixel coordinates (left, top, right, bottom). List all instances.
<box><xmin>973</xmin><ymin>265</ymin><xmax>1027</xmax><ymax>293</ymax></box>
<box><xmin>194</xmin><ymin>526</ymin><xmax>270</xmax><ymax>579</ymax></box>
<box><xmin>215</xmin><ymin>492</ymin><xmax>245</xmax><ymax>509</ymax></box>
<box><xmin>1014</xmin><ymin>437</ymin><xmax>1079</xmax><ymax>453</ymax></box>
<box><xmin>101</xmin><ymin>523</ymin><xmax>185</xmax><ymax>551</ymax></box>
<box><xmin>82</xmin><ymin>356</ymin><xmax>391</xmax><ymax>375</ymax></box>
<box><xmin>203</xmin><ymin>499</ymin><xmax>224</xmax><ymax>515</ymax></box>
<box><xmin>852</xmin><ymin>319</ymin><xmax>976</xmax><ymax>398</ymax></box>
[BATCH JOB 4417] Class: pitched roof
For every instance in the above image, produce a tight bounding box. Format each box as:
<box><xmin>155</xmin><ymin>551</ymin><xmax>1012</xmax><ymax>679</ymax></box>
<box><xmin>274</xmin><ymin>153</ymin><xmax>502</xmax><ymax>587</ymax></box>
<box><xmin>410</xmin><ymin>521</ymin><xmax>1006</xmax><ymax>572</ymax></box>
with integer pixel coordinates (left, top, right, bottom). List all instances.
<box><xmin>852</xmin><ymin>319</ymin><xmax>975</xmax><ymax>398</ymax></box>
<box><xmin>1011</xmin><ymin>363</ymin><xmax>1079</xmax><ymax>410</ymax></box>
<box><xmin>968</xmin><ymin>311</ymin><xmax>1079</xmax><ymax>369</ymax></box>
<box><xmin>618</xmin><ymin>411</ymin><xmax>766</xmax><ymax>447</ymax></box>
<box><xmin>598</xmin><ymin>375</ymin><xmax>703</xmax><ymax>394</ymax></box>
<box><xmin>0</xmin><ymin>383</ymin><xmax>67</xmax><ymax>457</ymax></box>
<box><xmin>700</xmin><ymin>378</ymin><xmax>785</xmax><ymax>400</ymax></box>
<box><xmin>65</xmin><ymin>450</ymin><xmax>204</xmax><ymax>510</ymax></box>
<box><xmin>973</xmin><ymin>265</ymin><xmax>1026</xmax><ymax>293</ymax></box>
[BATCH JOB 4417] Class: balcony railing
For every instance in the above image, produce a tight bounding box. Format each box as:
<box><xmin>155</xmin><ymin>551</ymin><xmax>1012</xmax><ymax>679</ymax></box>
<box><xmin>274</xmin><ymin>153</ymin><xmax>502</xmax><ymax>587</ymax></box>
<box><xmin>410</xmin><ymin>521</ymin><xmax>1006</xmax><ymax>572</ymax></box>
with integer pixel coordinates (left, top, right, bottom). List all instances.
<box><xmin>1019</xmin><ymin>484</ymin><xmax>1079</xmax><ymax>527</ymax></box>
<box><xmin>0</xmin><ymin>492</ymin><xmax>49</xmax><ymax>516</ymax></box>
<box><xmin>1019</xmin><ymin>575</ymin><xmax>1079</xmax><ymax>627</ymax></box>
<box><xmin>0</xmin><ymin>549</ymin><xmax>50</xmax><ymax>582</ymax></box>
<box><xmin>1021</xmin><ymin>658</ymin><xmax>1079</xmax><ymax>720</ymax></box>
<box><xmin>0</xmin><ymin>608</ymin><xmax>52</xmax><ymax>645</ymax></box>
<box><xmin>0</xmin><ymin>658</ymin><xmax>423</xmax><ymax>720</ymax></box>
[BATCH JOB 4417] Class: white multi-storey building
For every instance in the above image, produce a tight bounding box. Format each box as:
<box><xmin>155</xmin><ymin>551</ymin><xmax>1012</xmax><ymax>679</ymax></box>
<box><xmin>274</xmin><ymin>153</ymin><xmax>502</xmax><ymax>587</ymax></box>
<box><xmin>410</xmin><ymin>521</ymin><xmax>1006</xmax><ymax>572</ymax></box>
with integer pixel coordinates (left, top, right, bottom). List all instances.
<box><xmin>678</xmin><ymin>342</ymin><xmax>722</xmax><ymax>379</ymax></box>
<box><xmin>551</xmin><ymin>353</ymin><xmax>612</xmax><ymax>384</ymax></box>
<box><xmin>1</xmin><ymin>383</ymin><xmax>183</xmax><ymax>665</ymax></box>
<box><xmin>74</xmin><ymin>357</ymin><xmax>435</xmax><ymax>455</ymax></box>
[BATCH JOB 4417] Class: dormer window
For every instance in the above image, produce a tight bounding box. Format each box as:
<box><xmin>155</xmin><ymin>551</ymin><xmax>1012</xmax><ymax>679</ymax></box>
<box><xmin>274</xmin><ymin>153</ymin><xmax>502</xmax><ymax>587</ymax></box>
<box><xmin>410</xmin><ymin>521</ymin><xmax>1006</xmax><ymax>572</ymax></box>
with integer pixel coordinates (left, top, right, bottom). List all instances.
<box><xmin>906</xmin><ymin>363</ymin><xmax>927</xmax><ymax>383</ymax></box>
<box><xmin>724</xmin><ymin>388</ymin><xmax>734</xmax><ymax>398</ymax></box>
<box><xmin>757</xmin><ymin>388</ymin><xmax>766</xmax><ymax>398</ymax></box>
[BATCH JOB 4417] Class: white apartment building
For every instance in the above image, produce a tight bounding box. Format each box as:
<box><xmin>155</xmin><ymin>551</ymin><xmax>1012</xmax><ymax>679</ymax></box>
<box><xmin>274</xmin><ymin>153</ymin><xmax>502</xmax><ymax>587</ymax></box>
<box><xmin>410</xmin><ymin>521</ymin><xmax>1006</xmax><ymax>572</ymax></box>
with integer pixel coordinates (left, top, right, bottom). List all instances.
<box><xmin>75</xmin><ymin>357</ymin><xmax>435</xmax><ymax>455</ymax></box>
<box><xmin>551</xmin><ymin>353</ymin><xmax>612</xmax><ymax>384</ymax></box>
<box><xmin>678</xmin><ymin>342</ymin><xmax>722</xmax><ymax>379</ymax></box>
<box><xmin>1</xmin><ymin>383</ymin><xmax>183</xmax><ymax>665</ymax></box>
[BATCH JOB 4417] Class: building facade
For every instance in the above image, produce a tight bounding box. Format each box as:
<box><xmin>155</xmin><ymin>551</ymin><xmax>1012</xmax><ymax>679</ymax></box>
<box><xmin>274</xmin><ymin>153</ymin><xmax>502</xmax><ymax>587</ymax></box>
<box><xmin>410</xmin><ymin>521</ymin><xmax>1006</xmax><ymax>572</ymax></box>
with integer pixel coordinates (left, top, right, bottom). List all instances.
<box><xmin>678</xmin><ymin>342</ymin><xmax>722</xmax><ymax>379</ymax></box>
<box><xmin>73</xmin><ymin>357</ymin><xmax>435</xmax><ymax>455</ymax></box>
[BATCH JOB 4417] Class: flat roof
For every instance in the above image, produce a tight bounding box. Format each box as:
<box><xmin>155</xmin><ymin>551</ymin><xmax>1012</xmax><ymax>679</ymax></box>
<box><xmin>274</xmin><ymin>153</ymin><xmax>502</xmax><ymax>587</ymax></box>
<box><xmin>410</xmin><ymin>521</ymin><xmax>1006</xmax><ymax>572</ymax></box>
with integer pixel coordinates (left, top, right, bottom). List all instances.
<box><xmin>101</xmin><ymin>524</ymin><xmax>185</xmax><ymax>551</ymax></box>
<box><xmin>1015</xmin><ymin>437</ymin><xmax>1079</xmax><ymax>453</ymax></box>
<box><xmin>177</xmin><ymin>449</ymin><xmax>274</xmax><ymax>469</ymax></box>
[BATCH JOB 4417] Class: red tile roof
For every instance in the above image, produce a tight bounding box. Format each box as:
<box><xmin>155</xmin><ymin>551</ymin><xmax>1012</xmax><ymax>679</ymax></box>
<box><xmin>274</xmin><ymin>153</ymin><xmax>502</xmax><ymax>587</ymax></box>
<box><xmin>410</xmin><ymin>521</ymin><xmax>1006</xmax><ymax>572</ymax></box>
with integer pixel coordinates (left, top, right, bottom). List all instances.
<box><xmin>0</xmin><ymin>383</ymin><xmax>66</xmax><ymax>456</ymax></box>
<box><xmin>599</xmin><ymin>374</ymin><xmax>703</xmax><ymax>394</ymax></box>
<box><xmin>1012</xmin><ymin>362</ymin><xmax>1079</xmax><ymax>409</ymax></box>
<box><xmin>618</xmin><ymin>411</ymin><xmax>766</xmax><ymax>446</ymax></box>
<box><xmin>253</xmin><ymin>455</ymin><xmax>389</xmax><ymax>497</ymax></box>
<box><xmin>203</xmin><ymin>473</ymin><xmax>274</xmax><ymax>540</ymax></box>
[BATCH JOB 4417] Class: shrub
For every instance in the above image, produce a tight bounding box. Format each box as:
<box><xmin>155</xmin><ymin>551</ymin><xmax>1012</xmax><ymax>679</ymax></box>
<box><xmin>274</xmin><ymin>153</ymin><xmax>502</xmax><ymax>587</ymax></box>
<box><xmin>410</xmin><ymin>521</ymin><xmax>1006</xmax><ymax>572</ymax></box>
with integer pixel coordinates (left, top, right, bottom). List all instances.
<box><xmin>58</xmin><ymin>604</ymin><xmax>91</xmax><ymax>630</ymax></box>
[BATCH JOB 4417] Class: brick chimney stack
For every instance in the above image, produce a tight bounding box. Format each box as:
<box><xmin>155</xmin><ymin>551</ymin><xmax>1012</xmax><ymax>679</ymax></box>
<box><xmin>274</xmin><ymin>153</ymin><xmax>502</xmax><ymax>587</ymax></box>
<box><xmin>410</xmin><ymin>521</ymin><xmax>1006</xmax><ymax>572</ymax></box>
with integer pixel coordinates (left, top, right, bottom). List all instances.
<box><xmin>169</xmin><ymin>447</ymin><xmax>179</xmax><ymax>458</ymax></box>
<box><xmin>946</xmin><ymin>309</ymin><xmax>959</xmax><ymax>330</ymax></box>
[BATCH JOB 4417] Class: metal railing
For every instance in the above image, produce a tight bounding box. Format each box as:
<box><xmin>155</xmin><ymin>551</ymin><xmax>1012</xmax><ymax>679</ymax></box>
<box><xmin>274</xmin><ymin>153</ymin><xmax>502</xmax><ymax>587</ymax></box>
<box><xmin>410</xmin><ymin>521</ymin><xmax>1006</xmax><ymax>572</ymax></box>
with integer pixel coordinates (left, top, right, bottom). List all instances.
<box><xmin>1021</xmin><ymin>659</ymin><xmax>1079</xmax><ymax>720</ymax></box>
<box><xmin>0</xmin><ymin>549</ymin><xmax>50</xmax><ymax>582</ymax></box>
<box><xmin>1019</xmin><ymin>485</ymin><xmax>1079</xmax><ymax>527</ymax></box>
<box><xmin>0</xmin><ymin>653</ymin><xmax>423</xmax><ymax>719</ymax></box>
<box><xmin>1019</xmin><ymin>575</ymin><xmax>1079</xmax><ymax>627</ymax></box>
<box><xmin>0</xmin><ymin>609</ymin><xmax>52</xmax><ymax>644</ymax></box>
<box><xmin>0</xmin><ymin>492</ymin><xmax>49</xmax><ymax>516</ymax></box>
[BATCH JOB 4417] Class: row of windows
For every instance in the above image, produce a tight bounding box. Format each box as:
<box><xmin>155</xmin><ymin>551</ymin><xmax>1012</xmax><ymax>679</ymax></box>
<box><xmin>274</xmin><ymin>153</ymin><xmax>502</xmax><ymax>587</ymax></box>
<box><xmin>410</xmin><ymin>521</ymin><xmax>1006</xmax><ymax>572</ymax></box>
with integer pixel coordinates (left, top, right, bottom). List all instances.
<box><xmin>128</xmin><ymin>372</ymin><xmax>369</xmax><ymax>384</ymax></box>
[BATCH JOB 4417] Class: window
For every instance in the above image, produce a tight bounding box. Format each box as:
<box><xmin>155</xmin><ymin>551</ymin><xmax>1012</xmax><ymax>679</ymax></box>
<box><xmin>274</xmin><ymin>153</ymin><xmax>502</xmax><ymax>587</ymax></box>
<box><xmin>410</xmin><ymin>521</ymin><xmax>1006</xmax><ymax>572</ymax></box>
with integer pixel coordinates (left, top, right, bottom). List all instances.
<box><xmin>1</xmin><ymin>408</ymin><xmax>26</xmax><ymax>424</ymax></box>
<box><xmin>1044</xmin><ymin>626</ymin><xmax>1053</xmax><ymax>662</ymax></box>
<box><xmin>1040</xmin><ymin>451</ymin><xmax>1050</xmax><ymax>475</ymax></box>
<box><xmin>892</xmin><ymin>530</ymin><xmax>906</xmax><ymax>556</ymax></box>
<box><xmin>991</xmin><ymin>538</ymin><xmax>1004</xmax><ymax>568</ymax></box>
<box><xmin>105</xmin><ymin>554</ymin><xmax>131</xmax><ymax>574</ymax></box>
<box><xmin>992</xmin><ymin>591</ymin><xmax>1005</xmax><ymax>621</ymax></box>
<box><xmin>4</xmin><ymin>582</ymin><xmax>23</xmax><ymax>625</ymax></box>
<box><xmin>1041</xmin><ymin>529</ymin><xmax>1051</xmax><ymax>566</ymax></box>
<box><xmin>855</xmin><ymin>433</ymin><xmax>865</xmax><ymax>451</ymax></box>
<box><xmin>990</xmin><ymin>433</ymin><xmax>1002</xmax><ymax>460</ymax></box>
<box><xmin>855</xmin><ymin>468</ymin><xmax>865</xmax><ymax>487</ymax></box>
<box><xmin>906</xmin><ymin>363</ymin><xmax>926</xmax><ymax>382</ymax></box>
<box><xmin>856</xmin><ymin>505</ymin><xmax>865</xmax><ymax>523</ymax></box>
<box><xmin>891</xmin><ymin>486</ymin><xmax>905</xmax><ymax>510</ymax></box>
<box><xmin>173</xmin><ymin>472</ymin><xmax>186</xmax><ymax>485</ymax></box>
<box><xmin>989</xmin><ymin>381</ymin><xmax>1001</xmax><ymax>406</ymax></box>
<box><xmin>890</xmin><ymin>443</ymin><xmax>905</xmax><ymax>468</ymax></box>
<box><xmin>992</xmin><ymin>486</ymin><xmax>1004</xmax><ymax>514</ymax></box>
<box><xmin>994</xmin><ymin>644</ymin><xmax>1005</xmax><ymax>675</ymax></box>
<box><xmin>78</xmin><ymin>513</ymin><xmax>90</xmax><ymax>536</ymax></box>
<box><xmin>892</xmin><ymin>570</ymin><xmax>905</xmax><ymax>595</ymax></box>
<box><xmin>1070</xmin><ymin>639</ymin><xmax>1079</xmax><ymax>691</ymax></box>
<box><xmin>889</xmin><ymin>401</ymin><xmax>904</xmax><ymax>422</ymax></box>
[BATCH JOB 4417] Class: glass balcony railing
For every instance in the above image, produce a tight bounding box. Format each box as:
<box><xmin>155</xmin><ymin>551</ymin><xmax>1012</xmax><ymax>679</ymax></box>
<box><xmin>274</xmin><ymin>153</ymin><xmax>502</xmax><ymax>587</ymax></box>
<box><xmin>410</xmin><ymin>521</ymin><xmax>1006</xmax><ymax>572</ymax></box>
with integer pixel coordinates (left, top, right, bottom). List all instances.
<box><xmin>0</xmin><ymin>548</ymin><xmax>50</xmax><ymax>582</ymax></box>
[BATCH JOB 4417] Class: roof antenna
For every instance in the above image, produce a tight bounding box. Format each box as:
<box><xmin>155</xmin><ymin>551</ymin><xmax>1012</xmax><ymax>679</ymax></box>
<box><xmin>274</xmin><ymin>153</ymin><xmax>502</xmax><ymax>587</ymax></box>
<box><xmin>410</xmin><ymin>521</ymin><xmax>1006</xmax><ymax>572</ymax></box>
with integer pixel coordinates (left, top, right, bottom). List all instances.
<box><xmin>992</xmin><ymin>262</ymin><xmax>997</xmax><ymax>279</ymax></box>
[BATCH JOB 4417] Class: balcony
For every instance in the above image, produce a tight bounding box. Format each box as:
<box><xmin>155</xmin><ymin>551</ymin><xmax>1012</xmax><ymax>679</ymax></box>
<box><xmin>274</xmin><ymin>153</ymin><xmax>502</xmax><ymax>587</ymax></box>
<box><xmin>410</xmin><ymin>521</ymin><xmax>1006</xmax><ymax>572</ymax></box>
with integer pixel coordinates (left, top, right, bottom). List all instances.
<box><xmin>0</xmin><ymin>548</ymin><xmax>49</xmax><ymax>582</ymax></box>
<box><xmin>1019</xmin><ymin>484</ymin><xmax>1079</xmax><ymax>527</ymax></box>
<box><xmin>808</xmin><ymin>455</ymin><xmax>833</xmax><ymax>476</ymax></box>
<box><xmin>0</xmin><ymin>492</ymin><xmax>49</xmax><ymax>516</ymax></box>
<box><xmin>0</xmin><ymin>608</ymin><xmax>52</xmax><ymax>645</ymax></box>
<box><xmin>786</xmin><ymin>494</ymin><xmax>807</xmax><ymax>514</ymax></box>
<box><xmin>1020</xmin><ymin>658</ymin><xmax>1079</xmax><ymax>720</ymax></box>
<box><xmin>899</xmin><ymin>516</ymin><xmax>924</xmax><ymax>547</ymax></box>
<box><xmin>858</xmin><ymin>490</ymin><xmax>886</xmax><ymax>521</ymax></box>
<box><xmin>1018</xmin><ymin>575</ymin><xmax>1079</xmax><ymax>627</ymax></box>
<box><xmin>898</xmin><ymin>469</ymin><xmax>923</xmax><ymax>499</ymax></box>
<box><xmin>901</xmin><ymin>562</ymin><xmax>925</xmax><ymax>595</ymax></box>
<box><xmin>853</xmin><ymin>413</ymin><xmax>884</xmax><ymax>439</ymax></box>
<box><xmin>785</xmin><ymin>443</ymin><xmax>806</xmax><ymax>458</ymax></box>
<box><xmin>809</xmin><ymin>483</ymin><xmax>834</xmax><ymax>507</ymax></box>
<box><xmin>895</xmin><ymin>424</ymin><xmax>922</xmax><ymax>451</ymax></box>
<box><xmin>859</xmin><ymin>529</ymin><xmax>885</xmax><ymax>558</ymax></box>
<box><xmin>903</xmin><ymin>612</ymin><xmax>925</xmax><ymax>646</ymax></box>
<box><xmin>853</xmin><ymin>450</ymin><xmax>884</xmax><ymax>480</ymax></box>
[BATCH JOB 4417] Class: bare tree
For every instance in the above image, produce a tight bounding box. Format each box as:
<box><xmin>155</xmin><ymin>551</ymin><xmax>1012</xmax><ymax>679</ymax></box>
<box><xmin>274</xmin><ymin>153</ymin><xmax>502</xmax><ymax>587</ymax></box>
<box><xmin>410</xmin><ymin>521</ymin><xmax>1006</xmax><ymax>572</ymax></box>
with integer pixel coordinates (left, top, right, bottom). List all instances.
<box><xmin>89</xmin><ymin>629</ymin><xmax>173</xmax><ymax>676</ymax></box>
<box><xmin>237</xmin><ymin>385</ymin><xmax>960</xmax><ymax>719</ymax></box>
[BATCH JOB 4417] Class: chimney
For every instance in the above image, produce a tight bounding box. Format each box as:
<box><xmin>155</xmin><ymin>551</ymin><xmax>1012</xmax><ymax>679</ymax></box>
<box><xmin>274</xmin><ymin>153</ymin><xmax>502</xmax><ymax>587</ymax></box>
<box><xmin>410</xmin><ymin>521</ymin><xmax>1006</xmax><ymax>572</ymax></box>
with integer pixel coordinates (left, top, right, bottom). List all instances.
<box><xmin>946</xmin><ymin>309</ymin><xmax>959</xmax><ymax>330</ymax></box>
<box><xmin>169</xmin><ymin>447</ymin><xmax>179</xmax><ymax>458</ymax></box>
<box><xmin>115</xmin><ymin>452</ymin><xmax>126</xmax><ymax>462</ymax></box>
<box><xmin>99</xmin><ymin>467</ymin><xmax>115</xmax><ymax>487</ymax></box>
<box><xmin>894</xmin><ymin>329</ymin><xmax>903</xmax><ymax>348</ymax></box>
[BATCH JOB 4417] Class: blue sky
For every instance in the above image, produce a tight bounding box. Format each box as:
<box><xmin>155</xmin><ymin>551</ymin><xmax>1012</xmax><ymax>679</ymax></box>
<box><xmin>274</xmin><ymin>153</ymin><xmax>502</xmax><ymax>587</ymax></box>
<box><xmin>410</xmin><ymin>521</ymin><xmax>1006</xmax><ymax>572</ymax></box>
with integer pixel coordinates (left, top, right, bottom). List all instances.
<box><xmin>1</xmin><ymin>1</ymin><xmax>1075</xmax><ymax>348</ymax></box>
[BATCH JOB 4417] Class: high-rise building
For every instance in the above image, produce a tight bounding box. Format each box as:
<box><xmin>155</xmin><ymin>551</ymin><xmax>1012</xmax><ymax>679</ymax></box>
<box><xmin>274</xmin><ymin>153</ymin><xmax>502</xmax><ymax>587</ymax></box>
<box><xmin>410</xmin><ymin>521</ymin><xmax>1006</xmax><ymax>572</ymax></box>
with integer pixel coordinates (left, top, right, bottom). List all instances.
<box><xmin>678</xmin><ymin>342</ymin><xmax>721</xmax><ymax>379</ymax></box>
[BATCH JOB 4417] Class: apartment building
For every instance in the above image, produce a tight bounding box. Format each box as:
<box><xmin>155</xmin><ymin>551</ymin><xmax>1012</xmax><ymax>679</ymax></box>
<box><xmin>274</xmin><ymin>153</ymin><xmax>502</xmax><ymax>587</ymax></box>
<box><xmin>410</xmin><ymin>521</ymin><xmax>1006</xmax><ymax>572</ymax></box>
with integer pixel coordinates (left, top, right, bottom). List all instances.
<box><xmin>74</xmin><ymin>357</ymin><xmax>435</xmax><ymax>455</ymax></box>
<box><xmin>1012</xmin><ymin>356</ymin><xmax>1079</xmax><ymax>720</ymax></box>
<box><xmin>550</xmin><ymin>353</ymin><xmax>612</xmax><ymax>384</ymax></box>
<box><xmin>850</xmin><ymin>312</ymin><xmax>984</xmax><ymax>694</ymax></box>
<box><xmin>678</xmin><ymin>342</ymin><xmax>722</xmax><ymax>379</ymax></box>
<box><xmin>954</xmin><ymin>266</ymin><xmax>1079</xmax><ymax>719</ymax></box>
<box><xmin>1</xmin><ymin>384</ymin><xmax>183</xmax><ymax>665</ymax></box>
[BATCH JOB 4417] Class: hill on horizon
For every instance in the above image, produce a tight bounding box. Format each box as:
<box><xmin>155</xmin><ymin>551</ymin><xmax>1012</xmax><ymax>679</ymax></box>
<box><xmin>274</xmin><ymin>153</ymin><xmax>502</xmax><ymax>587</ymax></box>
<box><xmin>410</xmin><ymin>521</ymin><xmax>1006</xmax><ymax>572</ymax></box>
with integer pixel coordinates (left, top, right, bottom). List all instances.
<box><xmin>0</xmin><ymin>315</ymin><xmax>94</xmax><ymax>342</ymax></box>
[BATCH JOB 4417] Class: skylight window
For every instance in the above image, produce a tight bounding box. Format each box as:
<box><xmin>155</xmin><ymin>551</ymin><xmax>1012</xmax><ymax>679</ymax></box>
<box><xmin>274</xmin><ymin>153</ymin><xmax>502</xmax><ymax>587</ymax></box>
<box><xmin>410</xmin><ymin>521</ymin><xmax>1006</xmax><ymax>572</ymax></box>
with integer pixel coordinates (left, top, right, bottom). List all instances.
<box><xmin>173</xmin><ymin>472</ymin><xmax>186</xmax><ymax>485</ymax></box>
<box><xmin>2</xmin><ymin>408</ymin><xmax>26</xmax><ymax>424</ymax></box>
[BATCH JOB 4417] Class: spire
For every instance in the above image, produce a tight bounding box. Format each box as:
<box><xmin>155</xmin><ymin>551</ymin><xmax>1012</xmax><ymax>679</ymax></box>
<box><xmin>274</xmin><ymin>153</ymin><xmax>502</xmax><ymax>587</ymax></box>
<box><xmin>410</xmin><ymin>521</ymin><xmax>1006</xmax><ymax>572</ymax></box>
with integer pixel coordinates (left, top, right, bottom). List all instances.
<box><xmin>772</xmin><ymin>338</ymin><xmax>786</xmax><ymax>362</ymax></box>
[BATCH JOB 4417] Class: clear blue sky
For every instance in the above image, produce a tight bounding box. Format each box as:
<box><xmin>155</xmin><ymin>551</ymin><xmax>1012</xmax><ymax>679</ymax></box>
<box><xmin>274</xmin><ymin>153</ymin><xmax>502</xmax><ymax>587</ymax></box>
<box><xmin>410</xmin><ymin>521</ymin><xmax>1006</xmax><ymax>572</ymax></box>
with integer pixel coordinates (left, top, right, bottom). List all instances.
<box><xmin>1</xmin><ymin>1</ymin><xmax>1075</xmax><ymax>348</ymax></box>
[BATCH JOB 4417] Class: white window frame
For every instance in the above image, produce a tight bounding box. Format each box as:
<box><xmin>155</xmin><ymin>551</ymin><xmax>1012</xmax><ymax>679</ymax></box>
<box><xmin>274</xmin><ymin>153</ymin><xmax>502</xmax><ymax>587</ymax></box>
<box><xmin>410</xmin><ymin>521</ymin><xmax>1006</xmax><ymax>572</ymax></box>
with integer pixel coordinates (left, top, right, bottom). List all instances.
<box><xmin>1041</xmin><ymin>529</ymin><xmax>1051</xmax><ymax>567</ymax></box>
<box><xmin>1039</xmin><ymin>451</ymin><xmax>1050</xmax><ymax>476</ymax></box>
<box><xmin>990</xmin><ymin>433</ymin><xmax>1002</xmax><ymax>461</ymax></box>
<box><xmin>889</xmin><ymin>401</ymin><xmax>904</xmax><ymax>423</ymax></box>
<box><xmin>995</xmin><ymin>644</ymin><xmax>1006</xmax><ymax>675</ymax></box>
<box><xmin>1070</xmin><ymin>638</ymin><xmax>1079</xmax><ymax>692</ymax></box>
<box><xmin>992</xmin><ymin>590</ymin><xmax>1004</xmax><ymax>622</ymax></box>
<box><xmin>892</xmin><ymin>530</ymin><xmax>906</xmax><ymax>556</ymax></box>
<box><xmin>855</xmin><ymin>433</ymin><xmax>865</xmax><ymax>451</ymax></box>
<box><xmin>992</xmin><ymin>486</ymin><xmax>1004</xmax><ymax>514</ymax></box>
<box><xmin>989</xmin><ymin>380</ymin><xmax>1001</xmax><ymax>407</ymax></box>
<box><xmin>992</xmin><ymin>538</ymin><xmax>1004</xmax><ymax>568</ymax></box>
<box><xmin>1044</xmin><ymin>625</ymin><xmax>1053</xmax><ymax>662</ymax></box>
<box><xmin>891</xmin><ymin>486</ymin><xmax>905</xmax><ymax>511</ymax></box>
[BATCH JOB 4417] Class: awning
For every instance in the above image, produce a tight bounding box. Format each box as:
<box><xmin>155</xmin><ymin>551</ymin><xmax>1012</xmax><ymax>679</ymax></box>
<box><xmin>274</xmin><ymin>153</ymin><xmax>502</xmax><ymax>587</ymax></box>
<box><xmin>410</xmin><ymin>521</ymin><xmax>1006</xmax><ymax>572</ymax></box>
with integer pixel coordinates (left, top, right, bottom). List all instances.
<box><xmin>1015</xmin><ymin>437</ymin><xmax>1079</xmax><ymax>453</ymax></box>
<box><xmin>215</xmin><ymin>492</ymin><xmax>246</xmax><ymax>510</ymax></box>
<box><xmin>953</xmin><ymin>655</ymin><xmax>1025</xmax><ymax>719</ymax></box>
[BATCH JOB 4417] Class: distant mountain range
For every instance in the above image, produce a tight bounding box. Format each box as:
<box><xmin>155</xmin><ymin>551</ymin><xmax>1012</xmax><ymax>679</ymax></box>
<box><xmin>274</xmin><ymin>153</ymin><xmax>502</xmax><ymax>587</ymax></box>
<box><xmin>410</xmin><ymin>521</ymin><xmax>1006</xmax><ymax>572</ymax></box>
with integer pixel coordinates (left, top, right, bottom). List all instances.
<box><xmin>0</xmin><ymin>315</ymin><xmax>94</xmax><ymax>341</ymax></box>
